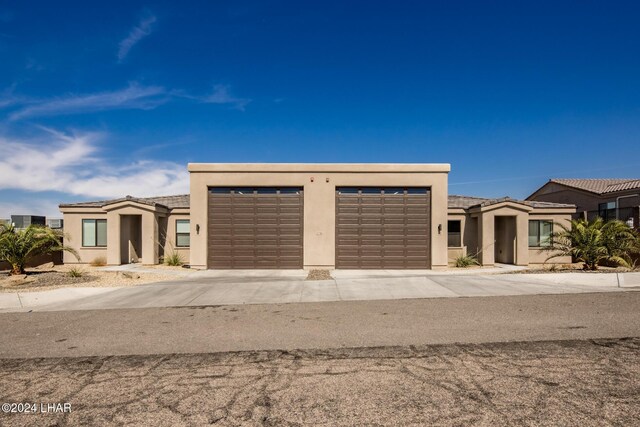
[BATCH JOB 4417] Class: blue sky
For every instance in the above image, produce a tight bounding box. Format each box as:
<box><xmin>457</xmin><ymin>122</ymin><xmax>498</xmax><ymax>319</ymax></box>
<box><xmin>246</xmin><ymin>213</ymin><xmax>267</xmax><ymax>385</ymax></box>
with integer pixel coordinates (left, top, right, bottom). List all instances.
<box><xmin>1</xmin><ymin>1</ymin><xmax>639</xmax><ymax>217</ymax></box>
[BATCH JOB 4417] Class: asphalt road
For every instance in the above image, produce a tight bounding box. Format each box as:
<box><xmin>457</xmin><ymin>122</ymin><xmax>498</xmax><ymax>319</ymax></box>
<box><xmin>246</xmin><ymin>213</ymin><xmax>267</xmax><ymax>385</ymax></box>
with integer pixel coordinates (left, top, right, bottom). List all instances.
<box><xmin>1</xmin><ymin>338</ymin><xmax>638</xmax><ymax>426</ymax></box>
<box><xmin>1</xmin><ymin>292</ymin><xmax>639</xmax><ymax>358</ymax></box>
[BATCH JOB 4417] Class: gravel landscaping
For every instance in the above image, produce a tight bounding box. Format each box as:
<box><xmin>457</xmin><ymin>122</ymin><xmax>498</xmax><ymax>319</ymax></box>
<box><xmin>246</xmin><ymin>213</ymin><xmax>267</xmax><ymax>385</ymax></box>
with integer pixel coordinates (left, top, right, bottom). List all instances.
<box><xmin>306</xmin><ymin>269</ymin><xmax>333</xmax><ymax>280</ymax></box>
<box><xmin>0</xmin><ymin>265</ymin><xmax>180</xmax><ymax>293</ymax></box>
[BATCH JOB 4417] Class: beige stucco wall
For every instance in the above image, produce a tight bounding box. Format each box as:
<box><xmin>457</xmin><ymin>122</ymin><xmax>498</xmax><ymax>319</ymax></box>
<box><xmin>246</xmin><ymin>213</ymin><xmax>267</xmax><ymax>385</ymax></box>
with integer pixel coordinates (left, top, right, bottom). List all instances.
<box><xmin>61</xmin><ymin>209</ymin><xmax>108</xmax><ymax>264</ymax></box>
<box><xmin>189</xmin><ymin>163</ymin><xmax>451</xmax><ymax>270</ymax></box>
<box><xmin>165</xmin><ymin>211</ymin><xmax>191</xmax><ymax>263</ymax></box>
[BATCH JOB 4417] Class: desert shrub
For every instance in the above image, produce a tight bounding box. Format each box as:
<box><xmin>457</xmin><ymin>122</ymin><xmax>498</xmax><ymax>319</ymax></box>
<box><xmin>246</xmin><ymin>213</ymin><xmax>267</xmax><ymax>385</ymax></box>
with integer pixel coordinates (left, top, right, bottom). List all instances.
<box><xmin>90</xmin><ymin>256</ymin><xmax>107</xmax><ymax>267</ymax></box>
<box><xmin>454</xmin><ymin>254</ymin><xmax>480</xmax><ymax>268</ymax></box>
<box><xmin>164</xmin><ymin>251</ymin><xmax>184</xmax><ymax>266</ymax></box>
<box><xmin>68</xmin><ymin>267</ymin><xmax>84</xmax><ymax>278</ymax></box>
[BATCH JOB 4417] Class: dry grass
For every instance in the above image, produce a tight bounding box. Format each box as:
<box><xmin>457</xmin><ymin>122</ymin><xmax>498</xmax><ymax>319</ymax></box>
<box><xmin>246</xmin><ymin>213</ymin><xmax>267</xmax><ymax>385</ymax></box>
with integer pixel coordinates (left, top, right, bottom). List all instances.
<box><xmin>90</xmin><ymin>256</ymin><xmax>107</xmax><ymax>267</ymax></box>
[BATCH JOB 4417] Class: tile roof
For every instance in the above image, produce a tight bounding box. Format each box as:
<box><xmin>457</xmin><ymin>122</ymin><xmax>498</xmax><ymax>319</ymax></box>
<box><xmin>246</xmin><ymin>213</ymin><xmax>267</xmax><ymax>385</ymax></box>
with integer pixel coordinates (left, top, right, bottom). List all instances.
<box><xmin>549</xmin><ymin>178</ymin><xmax>640</xmax><ymax>194</ymax></box>
<box><xmin>60</xmin><ymin>194</ymin><xmax>190</xmax><ymax>210</ymax></box>
<box><xmin>61</xmin><ymin>193</ymin><xmax>572</xmax><ymax>211</ymax></box>
<box><xmin>448</xmin><ymin>195</ymin><xmax>574</xmax><ymax>209</ymax></box>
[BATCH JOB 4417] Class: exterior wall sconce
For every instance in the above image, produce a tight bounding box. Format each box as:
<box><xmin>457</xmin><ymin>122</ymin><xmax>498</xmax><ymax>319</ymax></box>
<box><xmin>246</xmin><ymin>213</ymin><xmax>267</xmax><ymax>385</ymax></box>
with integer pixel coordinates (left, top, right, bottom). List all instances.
<box><xmin>196</xmin><ymin>224</ymin><xmax>200</xmax><ymax>235</ymax></box>
<box><xmin>438</xmin><ymin>224</ymin><xmax>442</xmax><ymax>234</ymax></box>
<box><xmin>310</xmin><ymin>177</ymin><xmax>314</xmax><ymax>182</ymax></box>
<box><xmin>326</xmin><ymin>177</ymin><xmax>330</xmax><ymax>183</ymax></box>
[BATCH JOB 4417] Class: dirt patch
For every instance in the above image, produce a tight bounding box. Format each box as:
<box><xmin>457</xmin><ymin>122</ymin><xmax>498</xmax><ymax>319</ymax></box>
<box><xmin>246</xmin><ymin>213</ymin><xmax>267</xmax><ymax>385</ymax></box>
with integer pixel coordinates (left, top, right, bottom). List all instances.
<box><xmin>0</xmin><ymin>271</ymin><xmax>96</xmax><ymax>290</ymax></box>
<box><xmin>0</xmin><ymin>338</ymin><xmax>638</xmax><ymax>426</ymax></box>
<box><xmin>306</xmin><ymin>269</ymin><xmax>333</xmax><ymax>280</ymax></box>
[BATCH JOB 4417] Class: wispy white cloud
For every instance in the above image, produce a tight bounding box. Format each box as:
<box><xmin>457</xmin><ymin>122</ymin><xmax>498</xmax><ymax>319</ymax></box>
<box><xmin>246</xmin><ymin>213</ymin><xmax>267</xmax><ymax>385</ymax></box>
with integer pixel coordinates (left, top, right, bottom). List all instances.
<box><xmin>117</xmin><ymin>12</ymin><xmax>157</xmax><ymax>62</ymax></box>
<box><xmin>201</xmin><ymin>84</ymin><xmax>251</xmax><ymax>111</ymax></box>
<box><xmin>3</xmin><ymin>82</ymin><xmax>251</xmax><ymax>121</ymax></box>
<box><xmin>0</xmin><ymin>128</ymin><xmax>189</xmax><ymax>208</ymax></box>
<box><xmin>7</xmin><ymin>83</ymin><xmax>168</xmax><ymax>120</ymax></box>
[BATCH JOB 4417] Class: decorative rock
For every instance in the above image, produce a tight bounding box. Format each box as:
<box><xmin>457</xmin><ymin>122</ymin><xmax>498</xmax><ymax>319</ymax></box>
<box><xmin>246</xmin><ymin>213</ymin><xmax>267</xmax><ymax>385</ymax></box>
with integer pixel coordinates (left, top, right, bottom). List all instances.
<box><xmin>35</xmin><ymin>262</ymin><xmax>55</xmax><ymax>270</ymax></box>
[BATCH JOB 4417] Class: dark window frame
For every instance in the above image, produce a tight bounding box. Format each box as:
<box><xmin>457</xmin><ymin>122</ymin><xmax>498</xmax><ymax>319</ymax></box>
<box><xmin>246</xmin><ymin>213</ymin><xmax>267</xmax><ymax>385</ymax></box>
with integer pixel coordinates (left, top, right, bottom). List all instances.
<box><xmin>82</xmin><ymin>219</ymin><xmax>107</xmax><ymax>247</ymax></box>
<box><xmin>176</xmin><ymin>219</ymin><xmax>190</xmax><ymax>248</ymax></box>
<box><xmin>447</xmin><ymin>220</ymin><xmax>462</xmax><ymax>248</ymax></box>
<box><xmin>528</xmin><ymin>220</ymin><xmax>553</xmax><ymax>248</ymax></box>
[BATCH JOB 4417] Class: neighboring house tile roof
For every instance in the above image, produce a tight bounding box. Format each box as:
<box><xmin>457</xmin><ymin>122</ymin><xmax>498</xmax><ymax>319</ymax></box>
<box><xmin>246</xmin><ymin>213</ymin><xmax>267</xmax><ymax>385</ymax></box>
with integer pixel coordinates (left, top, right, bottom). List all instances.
<box><xmin>59</xmin><ymin>194</ymin><xmax>190</xmax><ymax>210</ymax></box>
<box><xmin>549</xmin><ymin>178</ymin><xmax>640</xmax><ymax>194</ymax></box>
<box><xmin>448</xmin><ymin>195</ymin><xmax>574</xmax><ymax>209</ymax></box>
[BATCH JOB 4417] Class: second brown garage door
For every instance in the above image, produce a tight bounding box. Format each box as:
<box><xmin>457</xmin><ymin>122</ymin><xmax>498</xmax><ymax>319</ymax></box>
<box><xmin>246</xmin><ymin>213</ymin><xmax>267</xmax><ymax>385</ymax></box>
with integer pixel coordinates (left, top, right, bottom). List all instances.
<box><xmin>336</xmin><ymin>187</ymin><xmax>431</xmax><ymax>269</ymax></box>
<box><xmin>208</xmin><ymin>187</ymin><xmax>303</xmax><ymax>269</ymax></box>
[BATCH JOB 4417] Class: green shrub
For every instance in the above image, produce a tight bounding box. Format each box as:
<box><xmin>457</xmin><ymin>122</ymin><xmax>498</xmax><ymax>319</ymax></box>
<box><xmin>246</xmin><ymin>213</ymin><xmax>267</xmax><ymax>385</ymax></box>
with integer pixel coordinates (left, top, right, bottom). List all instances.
<box><xmin>544</xmin><ymin>218</ymin><xmax>640</xmax><ymax>270</ymax></box>
<box><xmin>90</xmin><ymin>256</ymin><xmax>107</xmax><ymax>267</ymax></box>
<box><xmin>68</xmin><ymin>267</ymin><xmax>84</xmax><ymax>278</ymax></box>
<box><xmin>0</xmin><ymin>224</ymin><xmax>79</xmax><ymax>275</ymax></box>
<box><xmin>454</xmin><ymin>254</ymin><xmax>480</xmax><ymax>268</ymax></box>
<box><xmin>164</xmin><ymin>251</ymin><xmax>184</xmax><ymax>266</ymax></box>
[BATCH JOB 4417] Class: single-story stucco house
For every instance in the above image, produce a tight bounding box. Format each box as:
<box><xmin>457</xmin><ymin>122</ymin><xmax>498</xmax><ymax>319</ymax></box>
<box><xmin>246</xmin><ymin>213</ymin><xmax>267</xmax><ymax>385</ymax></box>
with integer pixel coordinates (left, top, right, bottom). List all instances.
<box><xmin>527</xmin><ymin>178</ymin><xmax>640</xmax><ymax>227</ymax></box>
<box><xmin>59</xmin><ymin>163</ymin><xmax>576</xmax><ymax>269</ymax></box>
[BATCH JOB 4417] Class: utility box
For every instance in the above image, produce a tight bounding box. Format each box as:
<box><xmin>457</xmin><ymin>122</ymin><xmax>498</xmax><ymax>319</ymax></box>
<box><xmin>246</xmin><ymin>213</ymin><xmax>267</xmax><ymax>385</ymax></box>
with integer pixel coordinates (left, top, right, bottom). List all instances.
<box><xmin>47</xmin><ymin>218</ymin><xmax>64</xmax><ymax>229</ymax></box>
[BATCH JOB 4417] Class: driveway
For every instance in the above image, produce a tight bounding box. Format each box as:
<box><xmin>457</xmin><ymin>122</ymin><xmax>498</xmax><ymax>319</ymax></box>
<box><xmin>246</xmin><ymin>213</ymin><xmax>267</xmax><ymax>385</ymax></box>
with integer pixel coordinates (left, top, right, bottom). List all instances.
<box><xmin>1</xmin><ymin>269</ymin><xmax>638</xmax><ymax>312</ymax></box>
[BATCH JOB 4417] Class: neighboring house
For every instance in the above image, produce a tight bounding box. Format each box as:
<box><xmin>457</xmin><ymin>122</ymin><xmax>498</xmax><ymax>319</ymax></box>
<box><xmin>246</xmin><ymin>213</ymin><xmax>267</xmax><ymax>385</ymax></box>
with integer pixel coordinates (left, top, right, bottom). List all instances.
<box><xmin>59</xmin><ymin>163</ymin><xmax>575</xmax><ymax>269</ymax></box>
<box><xmin>10</xmin><ymin>215</ymin><xmax>46</xmax><ymax>228</ymax></box>
<box><xmin>527</xmin><ymin>179</ymin><xmax>640</xmax><ymax>227</ymax></box>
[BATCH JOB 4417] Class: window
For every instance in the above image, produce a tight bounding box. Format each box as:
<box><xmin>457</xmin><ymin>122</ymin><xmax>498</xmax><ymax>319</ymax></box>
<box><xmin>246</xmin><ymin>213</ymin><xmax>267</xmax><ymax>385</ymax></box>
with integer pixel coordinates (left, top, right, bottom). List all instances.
<box><xmin>176</xmin><ymin>220</ymin><xmax>190</xmax><ymax>247</ymax></box>
<box><xmin>598</xmin><ymin>202</ymin><xmax>616</xmax><ymax>221</ymax></box>
<box><xmin>528</xmin><ymin>220</ymin><xmax>553</xmax><ymax>247</ymax></box>
<box><xmin>82</xmin><ymin>219</ymin><xmax>107</xmax><ymax>247</ymax></box>
<box><xmin>448</xmin><ymin>220</ymin><xmax>461</xmax><ymax>247</ymax></box>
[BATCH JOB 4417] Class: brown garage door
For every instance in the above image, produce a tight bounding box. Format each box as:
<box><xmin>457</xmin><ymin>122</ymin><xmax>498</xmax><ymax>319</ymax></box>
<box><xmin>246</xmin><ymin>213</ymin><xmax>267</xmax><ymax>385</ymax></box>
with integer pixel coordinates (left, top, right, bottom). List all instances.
<box><xmin>336</xmin><ymin>187</ymin><xmax>431</xmax><ymax>269</ymax></box>
<box><xmin>208</xmin><ymin>187</ymin><xmax>303</xmax><ymax>269</ymax></box>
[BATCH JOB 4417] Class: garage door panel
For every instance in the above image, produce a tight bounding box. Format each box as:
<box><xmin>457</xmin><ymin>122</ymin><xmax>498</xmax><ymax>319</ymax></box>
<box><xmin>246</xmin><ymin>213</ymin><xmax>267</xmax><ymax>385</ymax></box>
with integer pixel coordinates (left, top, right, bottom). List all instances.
<box><xmin>208</xmin><ymin>187</ymin><xmax>303</xmax><ymax>269</ymax></box>
<box><xmin>336</xmin><ymin>187</ymin><xmax>431</xmax><ymax>269</ymax></box>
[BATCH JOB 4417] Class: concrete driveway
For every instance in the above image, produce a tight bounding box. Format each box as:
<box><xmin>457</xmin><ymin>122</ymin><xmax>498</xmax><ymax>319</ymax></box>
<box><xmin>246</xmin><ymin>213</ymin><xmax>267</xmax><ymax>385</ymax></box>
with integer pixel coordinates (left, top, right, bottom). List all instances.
<box><xmin>1</xmin><ymin>269</ymin><xmax>638</xmax><ymax>312</ymax></box>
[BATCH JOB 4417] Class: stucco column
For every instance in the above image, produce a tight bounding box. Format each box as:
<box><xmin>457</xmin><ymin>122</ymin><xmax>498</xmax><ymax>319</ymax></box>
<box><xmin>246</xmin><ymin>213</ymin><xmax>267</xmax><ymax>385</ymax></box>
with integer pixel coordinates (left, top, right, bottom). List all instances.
<box><xmin>106</xmin><ymin>211</ymin><xmax>121</xmax><ymax>266</ymax></box>
<box><xmin>303</xmin><ymin>181</ymin><xmax>336</xmax><ymax>269</ymax></box>
<box><xmin>478</xmin><ymin>212</ymin><xmax>495</xmax><ymax>266</ymax></box>
<box><xmin>141</xmin><ymin>212</ymin><xmax>159</xmax><ymax>265</ymax></box>
<box><xmin>515</xmin><ymin>213</ymin><xmax>529</xmax><ymax>266</ymax></box>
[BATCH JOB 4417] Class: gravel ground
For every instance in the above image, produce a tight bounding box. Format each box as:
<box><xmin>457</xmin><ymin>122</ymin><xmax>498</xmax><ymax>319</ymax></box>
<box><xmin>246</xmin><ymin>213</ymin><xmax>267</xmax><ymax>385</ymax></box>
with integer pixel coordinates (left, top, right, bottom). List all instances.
<box><xmin>306</xmin><ymin>269</ymin><xmax>333</xmax><ymax>280</ymax></box>
<box><xmin>0</xmin><ymin>338</ymin><xmax>638</xmax><ymax>426</ymax></box>
<box><xmin>0</xmin><ymin>265</ymin><xmax>177</xmax><ymax>293</ymax></box>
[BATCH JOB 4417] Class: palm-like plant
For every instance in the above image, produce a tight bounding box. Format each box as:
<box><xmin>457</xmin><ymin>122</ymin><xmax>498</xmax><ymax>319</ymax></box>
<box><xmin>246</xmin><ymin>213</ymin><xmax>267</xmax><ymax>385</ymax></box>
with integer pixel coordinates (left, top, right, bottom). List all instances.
<box><xmin>544</xmin><ymin>218</ymin><xmax>639</xmax><ymax>270</ymax></box>
<box><xmin>0</xmin><ymin>224</ymin><xmax>79</xmax><ymax>275</ymax></box>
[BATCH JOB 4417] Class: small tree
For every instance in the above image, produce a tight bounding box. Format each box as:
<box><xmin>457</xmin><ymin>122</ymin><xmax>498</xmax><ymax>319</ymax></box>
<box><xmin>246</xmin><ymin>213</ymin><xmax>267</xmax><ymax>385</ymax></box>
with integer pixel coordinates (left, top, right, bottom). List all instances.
<box><xmin>0</xmin><ymin>224</ymin><xmax>79</xmax><ymax>275</ymax></box>
<box><xmin>543</xmin><ymin>218</ymin><xmax>639</xmax><ymax>270</ymax></box>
